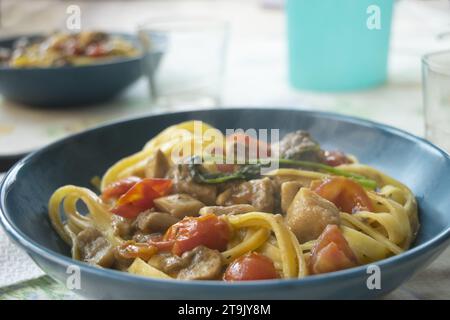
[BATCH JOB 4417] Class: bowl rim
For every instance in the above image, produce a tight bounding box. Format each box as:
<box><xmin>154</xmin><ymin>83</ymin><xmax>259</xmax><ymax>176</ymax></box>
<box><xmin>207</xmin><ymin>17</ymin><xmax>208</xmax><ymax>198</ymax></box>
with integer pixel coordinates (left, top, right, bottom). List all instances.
<box><xmin>1</xmin><ymin>107</ymin><xmax>450</xmax><ymax>289</ymax></box>
<box><xmin>0</xmin><ymin>152</ymin><xmax>26</xmax><ymax>172</ymax></box>
<box><xmin>0</xmin><ymin>32</ymin><xmax>144</xmax><ymax>72</ymax></box>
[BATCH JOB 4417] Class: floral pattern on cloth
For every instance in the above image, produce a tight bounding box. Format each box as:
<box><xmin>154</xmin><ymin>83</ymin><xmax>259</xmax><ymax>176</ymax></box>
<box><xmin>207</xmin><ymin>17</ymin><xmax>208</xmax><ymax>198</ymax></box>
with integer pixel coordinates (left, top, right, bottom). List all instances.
<box><xmin>0</xmin><ymin>276</ymin><xmax>80</xmax><ymax>300</ymax></box>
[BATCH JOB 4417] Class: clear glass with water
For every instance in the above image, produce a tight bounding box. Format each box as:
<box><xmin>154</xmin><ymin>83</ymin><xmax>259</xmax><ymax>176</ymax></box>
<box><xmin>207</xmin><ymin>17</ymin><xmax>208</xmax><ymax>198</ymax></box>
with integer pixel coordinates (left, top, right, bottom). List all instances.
<box><xmin>423</xmin><ymin>51</ymin><xmax>450</xmax><ymax>152</ymax></box>
<box><xmin>138</xmin><ymin>18</ymin><xmax>228</xmax><ymax>108</ymax></box>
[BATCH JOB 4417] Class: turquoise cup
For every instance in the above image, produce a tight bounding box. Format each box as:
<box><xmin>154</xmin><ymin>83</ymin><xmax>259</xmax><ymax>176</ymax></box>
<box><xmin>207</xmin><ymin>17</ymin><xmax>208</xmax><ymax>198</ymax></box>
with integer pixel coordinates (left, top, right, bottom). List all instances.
<box><xmin>286</xmin><ymin>0</ymin><xmax>393</xmax><ymax>91</ymax></box>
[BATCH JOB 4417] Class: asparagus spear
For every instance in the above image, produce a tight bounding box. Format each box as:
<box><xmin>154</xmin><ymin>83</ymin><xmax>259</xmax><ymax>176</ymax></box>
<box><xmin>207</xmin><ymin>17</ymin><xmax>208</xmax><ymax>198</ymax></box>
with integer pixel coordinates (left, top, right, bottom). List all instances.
<box><xmin>188</xmin><ymin>156</ymin><xmax>377</xmax><ymax>189</ymax></box>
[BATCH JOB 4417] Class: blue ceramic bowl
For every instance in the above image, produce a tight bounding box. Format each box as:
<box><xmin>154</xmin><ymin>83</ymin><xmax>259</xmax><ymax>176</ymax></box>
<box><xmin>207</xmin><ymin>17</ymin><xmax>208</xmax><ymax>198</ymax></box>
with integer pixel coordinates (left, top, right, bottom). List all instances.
<box><xmin>0</xmin><ymin>33</ymin><xmax>161</xmax><ymax>107</ymax></box>
<box><xmin>1</xmin><ymin>108</ymin><xmax>449</xmax><ymax>299</ymax></box>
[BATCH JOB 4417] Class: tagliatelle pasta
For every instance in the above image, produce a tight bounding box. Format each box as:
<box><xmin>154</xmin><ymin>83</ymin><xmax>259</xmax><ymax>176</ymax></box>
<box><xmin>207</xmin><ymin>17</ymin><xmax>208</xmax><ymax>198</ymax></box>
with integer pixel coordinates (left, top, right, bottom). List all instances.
<box><xmin>48</xmin><ymin>121</ymin><xmax>419</xmax><ymax>281</ymax></box>
<box><xmin>100</xmin><ymin>121</ymin><xmax>222</xmax><ymax>189</ymax></box>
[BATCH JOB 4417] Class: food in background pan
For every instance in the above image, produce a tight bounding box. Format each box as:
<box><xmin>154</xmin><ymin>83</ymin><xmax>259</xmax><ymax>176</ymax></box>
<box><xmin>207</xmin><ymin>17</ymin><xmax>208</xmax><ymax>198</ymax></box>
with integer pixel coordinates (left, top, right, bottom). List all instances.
<box><xmin>0</xmin><ymin>31</ymin><xmax>139</xmax><ymax>68</ymax></box>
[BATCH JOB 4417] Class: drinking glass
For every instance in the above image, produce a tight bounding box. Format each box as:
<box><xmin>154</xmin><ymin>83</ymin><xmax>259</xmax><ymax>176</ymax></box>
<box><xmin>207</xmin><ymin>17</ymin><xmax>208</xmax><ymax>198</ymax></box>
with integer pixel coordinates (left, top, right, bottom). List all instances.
<box><xmin>138</xmin><ymin>18</ymin><xmax>228</xmax><ymax>108</ymax></box>
<box><xmin>286</xmin><ymin>0</ymin><xmax>393</xmax><ymax>91</ymax></box>
<box><xmin>423</xmin><ymin>50</ymin><xmax>450</xmax><ymax>152</ymax></box>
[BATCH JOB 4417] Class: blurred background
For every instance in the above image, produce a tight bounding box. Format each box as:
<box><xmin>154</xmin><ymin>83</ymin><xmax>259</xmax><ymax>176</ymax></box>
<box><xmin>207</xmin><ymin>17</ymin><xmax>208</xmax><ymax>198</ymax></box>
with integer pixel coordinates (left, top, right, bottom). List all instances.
<box><xmin>0</xmin><ymin>0</ymin><xmax>448</xmax><ymax>166</ymax></box>
<box><xmin>0</xmin><ymin>0</ymin><xmax>450</xmax><ymax>300</ymax></box>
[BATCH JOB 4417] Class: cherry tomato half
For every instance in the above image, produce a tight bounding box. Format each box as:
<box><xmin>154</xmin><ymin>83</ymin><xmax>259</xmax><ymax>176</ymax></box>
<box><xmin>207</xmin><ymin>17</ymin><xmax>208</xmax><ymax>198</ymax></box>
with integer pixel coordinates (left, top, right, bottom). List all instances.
<box><xmin>314</xmin><ymin>177</ymin><xmax>374</xmax><ymax>214</ymax></box>
<box><xmin>223</xmin><ymin>252</ymin><xmax>278</xmax><ymax>281</ymax></box>
<box><xmin>101</xmin><ymin>176</ymin><xmax>142</xmax><ymax>201</ymax></box>
<box><xmin>309</xmin><ymin>225</ymin><xmax>358</xmax><ymax>274</ymax></box>
<box><xmin>163</xmin><ymin>214</ymin><xmax>230</xmax><ymax>256</ymax></box>
<box><xmin>111</xmin><ymin>178</ymin><xmax>172</xmax><ymax>219</ymax></box>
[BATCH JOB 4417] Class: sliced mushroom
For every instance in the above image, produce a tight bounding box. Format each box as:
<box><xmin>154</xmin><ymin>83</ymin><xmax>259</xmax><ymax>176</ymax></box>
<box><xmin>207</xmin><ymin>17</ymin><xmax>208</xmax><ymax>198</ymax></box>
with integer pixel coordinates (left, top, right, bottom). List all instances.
<box><xmin>278</xmin><ymin>130</ymin><xmax>324</xmax><ymax>162</ymax></box>
<box><xmin>148</xmin><ymin>252</ymin><xmax>190</xmax><ymax>275</ymax></box>
<box><xmin>148</xmin><ymin>246</ymin><xmax>223</xmax><ymax>280</ymax></box>
<box><xmin>75</xmin><ymin>228</ymin><xmax>115</xmax><ymax>268</ymax></box>
<box><xmin>216</xmin><ymin>181</ymin><xmax>252</xmax><ymax>206</ymax></box>
<box><xmin>133</xmin><ymin>210</ymin><xmax>179</xmax><ymax>233</ymax></box>
<box><xmin>177</xmin><ymin>246</ymin><xmax>223</xmax><ymax>280</ymax></box>
<box><xmin>286</xmin><ymin>188</ymin><xmax>340</xmax><ymax>243</ymax></box>
<box><xmin>216</xmin><ymin>178</ymin><xmax>275</xmax><ymax>212</ymax></box>
<box><xmin>154</xmin><ymin>194</ymin><xmax>204</xmax><ymax>219</ymax></box>
<box><xmin>199</xmin><ymin>204</ymin><xmax>256</xmax><ymax>216</ymax></box>
<box><xmin>249</xmin><ymin>178</ymin><xmax>275</xmax><ymax>212</ymax></box>
<box><xmin>111</xmin><ymin>215</ymin><xmax>133</xmax><ymax>239</ymax></box>
<box><xmin>145</xmin><ymin>149</ymin><xmax>170</xmax><ymax>178</ymax></box>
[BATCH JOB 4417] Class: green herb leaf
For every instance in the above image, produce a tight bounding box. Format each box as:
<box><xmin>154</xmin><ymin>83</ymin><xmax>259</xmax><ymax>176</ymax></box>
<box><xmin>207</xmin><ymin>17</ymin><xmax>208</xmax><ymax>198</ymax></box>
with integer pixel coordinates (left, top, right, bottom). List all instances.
<box><xmin>186</xmin><ymin>156</ymin><xmax>262</xmax><ymax>184</ymax></box>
